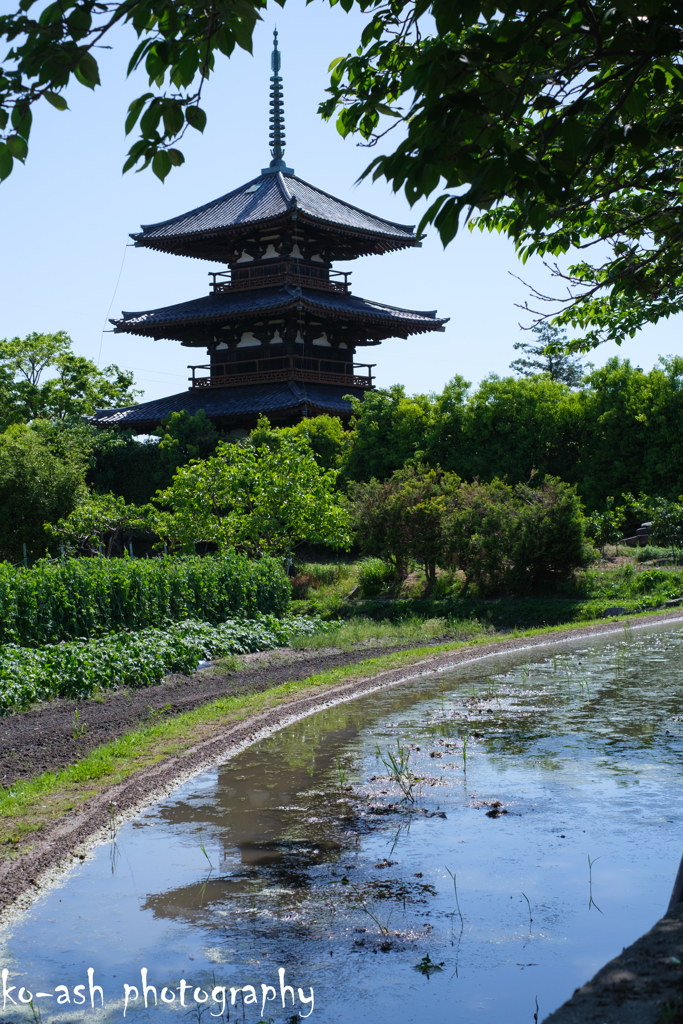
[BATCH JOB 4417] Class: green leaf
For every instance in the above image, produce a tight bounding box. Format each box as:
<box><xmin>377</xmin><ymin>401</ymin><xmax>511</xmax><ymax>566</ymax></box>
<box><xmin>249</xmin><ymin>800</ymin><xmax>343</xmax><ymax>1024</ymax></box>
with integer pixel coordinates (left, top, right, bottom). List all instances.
<box><xmin>75</xmin><ymin>52</ymin><xmax>101</xmax><ymax>89</ymax></box>
<box><xmin>124</xmin><ymin>94</ymin><xmax>152</xmax><ymax>135</ymax></box>
<box><xmin>167</xmin><ymin>148</ymin><xmax>185</xmax><ymax>166</ymax></box>
<box><xmin>0</xmin><ymin>144</ymin><xmax>13</xmax><ymax>181</ymax></box>
<box><xmin>140</xmin><ymin>101</ymin><xmax>162</xmax><ymax>137</ymax></box>
<box><xmin>161</xmin><ymin>102</ymin><xmax>184</xmax><ymax>137</ymax></box>
<box><xmin>11</xmin><ymin>104</ymin><xmax>32</xmax><ymax>141</ymax></box>
<box><xmin>44</xmin><ymin>92</ymin><xmax>68</xmax><ymax>112</ymax></box>
<box><xmin>6</xmin><ymin>135</ymin><xmax>28</xmax><ymax>161</ymax></box>
<box><xmin>232</xmin><ymin>16</ymin><xmax>256</xmax><ymax>53</ymax></box>
<box><xmin>152</xmin><ymin>150</ymin><xmax>172</xmax><ymax>181</ymax></box>
<box><xmin>185</xmin><ymin>106</ymin><xmax>207</xmax><ymax>132</ymax></box>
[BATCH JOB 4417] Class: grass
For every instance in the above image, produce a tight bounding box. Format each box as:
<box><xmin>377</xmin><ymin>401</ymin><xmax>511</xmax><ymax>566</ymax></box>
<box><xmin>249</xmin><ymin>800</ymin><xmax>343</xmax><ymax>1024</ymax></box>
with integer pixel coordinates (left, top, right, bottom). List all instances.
<box><xmin>1</xmin><ymin>603</ymin><xmax>682</xmax><ymax>858</ymax></box>
<box><xmin>289</xmin><ymin>614</ymin><xmax>492</xmax><ymax>651</ymax></box>
<box><xmin>289</xmin><ymin>553</ymin><xmax>683</xmax><ymax>630</ymax></box>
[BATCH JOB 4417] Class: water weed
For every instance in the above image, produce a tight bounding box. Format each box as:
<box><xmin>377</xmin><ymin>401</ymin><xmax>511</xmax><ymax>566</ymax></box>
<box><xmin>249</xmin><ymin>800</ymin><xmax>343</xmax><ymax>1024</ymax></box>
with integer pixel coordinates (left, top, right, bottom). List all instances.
<box><xmin>376</xmin><ymin>740</ymin><xmax>417</xmax><ymax>803</ymax></box>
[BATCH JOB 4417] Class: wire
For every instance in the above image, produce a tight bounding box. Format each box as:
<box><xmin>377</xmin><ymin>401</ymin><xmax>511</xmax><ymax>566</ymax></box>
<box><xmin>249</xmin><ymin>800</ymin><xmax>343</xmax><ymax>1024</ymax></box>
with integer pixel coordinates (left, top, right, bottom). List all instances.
<box><xmin>98</xmin><ymin>242</ymin><xmax>130</xmax><ymax>367</ymax></box>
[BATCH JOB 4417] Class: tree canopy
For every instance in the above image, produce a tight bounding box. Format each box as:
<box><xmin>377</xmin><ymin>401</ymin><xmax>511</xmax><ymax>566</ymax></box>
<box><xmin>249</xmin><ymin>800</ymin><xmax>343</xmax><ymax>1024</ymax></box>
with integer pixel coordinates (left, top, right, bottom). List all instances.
<box><xmin>321</xmin><ymin>0</ymin><xmax>683</xmax><ymax>349</ymax></box>
<box><xmin>0</xmin><ymin>0</ymin><xmax>273</xmax><ymax>183</ymax></box>
<box><xmin>4</xmin><ymin>0</ymin><xmax>683</xmax><ymax>348</ymax></box>
<box><xmin>0</xmin><ymin>331</ymin><xmax>139</xmax><ymax>424</ymax></box>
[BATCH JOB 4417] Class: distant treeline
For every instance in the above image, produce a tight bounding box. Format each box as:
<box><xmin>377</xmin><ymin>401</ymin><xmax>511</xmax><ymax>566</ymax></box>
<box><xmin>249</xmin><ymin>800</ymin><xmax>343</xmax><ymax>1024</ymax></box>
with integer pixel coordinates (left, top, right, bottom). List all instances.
<box><xmin>96</xmin><ymin>356</ymin><xmax>683</xmax><ymax>513</ymax></box>
<box><xmin>3</xmin><ymin>356</ymin><xmax>682</xmax><ymax>563</ymax></box>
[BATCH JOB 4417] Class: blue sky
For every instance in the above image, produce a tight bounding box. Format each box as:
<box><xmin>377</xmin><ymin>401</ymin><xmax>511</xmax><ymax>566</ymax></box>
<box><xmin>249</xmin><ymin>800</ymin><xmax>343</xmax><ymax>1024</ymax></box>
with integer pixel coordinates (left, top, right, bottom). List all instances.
<box><xmin>3</xmin><ymin>0</ymin><xmax>681</xmax><ymax>404</ymax></box>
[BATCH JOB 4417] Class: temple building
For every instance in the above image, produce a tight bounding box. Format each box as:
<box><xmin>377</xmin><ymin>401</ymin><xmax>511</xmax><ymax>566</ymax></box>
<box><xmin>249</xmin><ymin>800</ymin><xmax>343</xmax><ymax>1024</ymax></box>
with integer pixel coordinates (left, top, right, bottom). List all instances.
<box><xmin>92</xmin><ymin>30</ymin><xmax>448</xmax><ymax>436</ymax></box>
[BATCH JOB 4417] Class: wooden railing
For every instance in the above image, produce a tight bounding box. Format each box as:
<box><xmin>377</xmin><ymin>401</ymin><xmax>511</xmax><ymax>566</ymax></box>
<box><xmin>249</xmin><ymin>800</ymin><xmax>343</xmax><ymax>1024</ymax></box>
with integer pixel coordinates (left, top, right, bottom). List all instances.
<box><xmin>209</xmin><ymin>264</ymin><xmax>351</xmax><ymax>295</ymax></box>
<box><xmin>188</xmin><ymin>356</ymin><xmax>375</xmax><ymax>390</ymax></box>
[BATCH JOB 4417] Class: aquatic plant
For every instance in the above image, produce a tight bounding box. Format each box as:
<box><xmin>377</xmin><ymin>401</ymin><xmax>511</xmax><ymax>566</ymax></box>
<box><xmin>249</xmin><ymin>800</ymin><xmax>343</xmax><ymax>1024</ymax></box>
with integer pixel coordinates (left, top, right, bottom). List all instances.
<box><xmin>198</xmin><ymin>828</ymin><xmax>213</xmax><ymax>868</ymax></box>
<box><xmin>445</xmin><ymin>867</ymin><xmax>464</xmax><ymax>929</ymax></box>
<box><xmin>335</xmin><ymin>756</ymin><xmax>347</xmax><ymax>794</ymax></box>
<box><xmin>587</xmin><ymin>854</ymin><xmax>603</xmax><ymax>913</ymax></box>
<box><xmin>413</xmin><ymin>954</ymin><xmax>444</xmax><ymax>977</ymax></box>
<box><xmin>522</xmin><ymin>892</ymin><xmax>533</xmax><ymax>931</ymax></box>
<box><xmin>376</xmin><ymin>740</ymin><xmax>417</xmax><ymax>803</ymax></box>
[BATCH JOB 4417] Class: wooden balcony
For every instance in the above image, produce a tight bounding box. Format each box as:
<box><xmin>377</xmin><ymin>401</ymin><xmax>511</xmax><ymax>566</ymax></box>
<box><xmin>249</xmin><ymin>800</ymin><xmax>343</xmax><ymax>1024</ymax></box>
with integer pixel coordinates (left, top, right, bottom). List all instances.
<box><xmin>209</xmin><ymin>263</ymin><xmax>351</xmax><ymax>295</ymax></box>
<box><xmin>189</xmin><ymin>356</ymin><xmax>375</xmax><ymax>390</ymax></box>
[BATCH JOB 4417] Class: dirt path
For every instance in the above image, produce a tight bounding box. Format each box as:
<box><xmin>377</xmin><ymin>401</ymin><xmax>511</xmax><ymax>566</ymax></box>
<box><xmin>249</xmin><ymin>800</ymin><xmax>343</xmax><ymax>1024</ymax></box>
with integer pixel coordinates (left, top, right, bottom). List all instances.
<box><xmin>0</xmin><ymin>642</ymin><xmax>427</xmax><ymax>790</ymax></box>
<box><xmin>1</xmin><ymin>609</ymin><xmax>683</xmax><ymax>1021</ymax></box>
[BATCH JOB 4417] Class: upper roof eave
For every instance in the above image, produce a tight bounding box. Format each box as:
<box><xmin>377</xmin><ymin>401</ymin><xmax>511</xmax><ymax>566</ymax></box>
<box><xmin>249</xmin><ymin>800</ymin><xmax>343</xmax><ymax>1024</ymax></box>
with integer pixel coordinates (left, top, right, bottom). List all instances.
<box><xmin>130</xmin><ymin>171</ymin><xmax>418</xmax><ymax>256</ymax></box>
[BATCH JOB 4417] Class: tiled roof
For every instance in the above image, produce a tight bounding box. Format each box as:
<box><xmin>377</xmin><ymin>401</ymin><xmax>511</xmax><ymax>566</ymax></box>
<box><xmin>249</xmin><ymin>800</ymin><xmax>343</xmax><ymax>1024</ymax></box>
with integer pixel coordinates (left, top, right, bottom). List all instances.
<box><xmin>113</xmin><ymin>285</ymin><xmax>447</xmax><ymax>338</ymax></box>
<box><xmin>132</xmin><ymin>172</ymin><xmax>417</xmax><ymax>254</ymax></box>
<box><xmin>91</xmin><ymin>380</ymin><xmax>364</xmax><ymax>431</ymax></box>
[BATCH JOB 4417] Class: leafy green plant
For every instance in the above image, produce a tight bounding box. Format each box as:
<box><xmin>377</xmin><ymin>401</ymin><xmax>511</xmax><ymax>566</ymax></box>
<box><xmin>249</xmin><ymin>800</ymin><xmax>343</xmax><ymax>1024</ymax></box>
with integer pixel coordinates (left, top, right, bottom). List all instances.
<box><xmin>0</xmin><ymin>615</ymin><xmax>336</xmax><ymax>712</ymax></box>
<box><xmin>413</xmin><ymin>954</ymin><xmax>444</xmax><ymax>977</ymax></box>
<box><xmin>356</xmin><ymin>557</ymin><xmax>396</xmax><ymax>598</ymax></box>
<box><xmin>0</xmin><ymin>553</ymin><xmax>289</xmax><ymax>647</ymax></box>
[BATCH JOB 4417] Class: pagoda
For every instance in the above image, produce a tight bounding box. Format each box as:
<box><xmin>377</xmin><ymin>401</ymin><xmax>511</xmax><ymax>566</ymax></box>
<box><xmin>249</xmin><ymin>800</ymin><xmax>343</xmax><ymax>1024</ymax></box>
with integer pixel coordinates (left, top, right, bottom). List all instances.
<box><xmin>92</xmin><ymin>30</ymin><xmax>448</xmax><ymax>435</ymax></box>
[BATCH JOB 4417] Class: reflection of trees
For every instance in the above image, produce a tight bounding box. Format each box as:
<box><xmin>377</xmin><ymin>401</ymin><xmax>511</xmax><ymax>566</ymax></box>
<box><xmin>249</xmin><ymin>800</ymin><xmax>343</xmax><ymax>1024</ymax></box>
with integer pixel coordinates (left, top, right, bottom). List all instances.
<box><xmin>142</xmin><ymin>711</ymin><xmax>373</xmax><ymax>931</ymax></box>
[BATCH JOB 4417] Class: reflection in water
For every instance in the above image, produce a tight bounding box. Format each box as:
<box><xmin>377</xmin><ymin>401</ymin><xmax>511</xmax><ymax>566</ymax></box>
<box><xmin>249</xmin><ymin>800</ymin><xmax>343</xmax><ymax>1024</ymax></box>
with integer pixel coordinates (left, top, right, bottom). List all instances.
<box><xmin>1</xmin><ymin>622</ymin><xmax>683</xmax><ymax>1023</ymax></box>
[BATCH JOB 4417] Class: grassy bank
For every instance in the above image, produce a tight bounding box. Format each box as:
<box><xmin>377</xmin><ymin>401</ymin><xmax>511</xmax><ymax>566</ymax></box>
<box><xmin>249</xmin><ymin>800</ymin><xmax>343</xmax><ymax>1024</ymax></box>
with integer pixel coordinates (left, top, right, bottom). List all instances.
<box><xmin>290</xmin><ymin>553</ymin><xmax>683</xmax><ymax>628</ymax></box>
<box><xmin>2</xmin><ymin>606</ymin><xmax>680</xmax><ymax>857</ymax></box>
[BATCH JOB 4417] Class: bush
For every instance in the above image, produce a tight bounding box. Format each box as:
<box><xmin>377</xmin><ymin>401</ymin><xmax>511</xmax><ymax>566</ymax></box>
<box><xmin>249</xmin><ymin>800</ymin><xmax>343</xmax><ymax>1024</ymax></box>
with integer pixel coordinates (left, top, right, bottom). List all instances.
<box><xmin>356</xmin><ymin>557</ymin><xmax>396</xmax><ymax>597</ymax></box>
<box><xmin>636</xmin><ymin>545</ymin><xmax>674</xmax><ymax>562</ymax></box>
<box><xmin>0</xmin><ymin>554</ymin><xmax>289</xmax><ymax>646</ymax></box>
<box><xmin>352</xmin><ymin>467</ymin><xmax>590</xmax><ymax>596</ymax></box>
<box><xmin>452</xmin><ymin>477</ymin><xmax>591</xmax><ymax>594</ymax></box>
<box><xmin>296</xmin><ymin>562</ymin><xmax>351</xmax><ymax>586</ymax></box>
<box><xmin>0</xmin><ymin>615</ymin><xmax>337</xmax><ymax>712</ymax></box>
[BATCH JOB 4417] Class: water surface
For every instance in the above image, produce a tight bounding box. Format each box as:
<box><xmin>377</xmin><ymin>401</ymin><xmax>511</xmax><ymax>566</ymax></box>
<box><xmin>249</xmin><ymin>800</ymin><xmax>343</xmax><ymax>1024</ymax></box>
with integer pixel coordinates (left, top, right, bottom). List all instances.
<box><xmin>1</xmin><ymin>621</ymin><xmax>682</xmax><ymax>1022</ymax></box>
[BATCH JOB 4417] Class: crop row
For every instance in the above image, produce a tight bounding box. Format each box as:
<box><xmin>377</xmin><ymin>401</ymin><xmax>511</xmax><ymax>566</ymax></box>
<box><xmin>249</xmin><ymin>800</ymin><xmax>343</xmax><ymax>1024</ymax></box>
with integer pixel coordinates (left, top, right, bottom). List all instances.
<box><xmin>0</xmin><ymin>615</ymin><xmax>336</xmax><ymax>712</ymax></box>
<box><xmin>0</xmin><ymin>555</ymin><xmax>290</xmax><ymax>647</ymax></box>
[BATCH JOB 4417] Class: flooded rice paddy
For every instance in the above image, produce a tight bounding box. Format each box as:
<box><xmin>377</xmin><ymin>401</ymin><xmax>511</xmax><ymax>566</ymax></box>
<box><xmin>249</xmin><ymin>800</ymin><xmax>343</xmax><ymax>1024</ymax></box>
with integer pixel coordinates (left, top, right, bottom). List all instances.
<box><xmin>1</xmin><ymin>621</ymin><xmax>683</xmax><ymax>1023</ymax></box>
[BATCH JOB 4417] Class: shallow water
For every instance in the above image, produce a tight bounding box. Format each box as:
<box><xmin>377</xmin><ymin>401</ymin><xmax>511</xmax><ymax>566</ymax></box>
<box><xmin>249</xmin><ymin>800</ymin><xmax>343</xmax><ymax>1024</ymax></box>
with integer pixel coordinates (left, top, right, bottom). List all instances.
<box><xmin>2</xmin><ymin>621</ymin><xmax>683</xmax><ymax>1023</ymax></box>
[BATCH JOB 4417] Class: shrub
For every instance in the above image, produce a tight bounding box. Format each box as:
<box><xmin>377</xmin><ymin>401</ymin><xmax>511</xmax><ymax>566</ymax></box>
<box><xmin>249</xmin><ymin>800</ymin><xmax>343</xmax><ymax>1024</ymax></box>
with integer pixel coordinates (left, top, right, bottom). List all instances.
<box><xmin>356</xmin><ymin>557</ymin><xmax>396</xmax><ymax>598</ymax></box>
<box><xmin>636</xmin><ymin>545</ymin><xmax>674</xmax><ymax>562</ymax></box>
<box><xmin>0</xmin><ymin>554</ymin><xmax>289</xmax><ymax>647</ymax></box>
<box><xmin>452</xmin><ymin>477</ymin><xmax>591</xmax><ymax>594</ymax></box>
<box><xmin>297</xmin><ymin>562</ymin><xmax>351</xmax><ymax>586</ymax></box>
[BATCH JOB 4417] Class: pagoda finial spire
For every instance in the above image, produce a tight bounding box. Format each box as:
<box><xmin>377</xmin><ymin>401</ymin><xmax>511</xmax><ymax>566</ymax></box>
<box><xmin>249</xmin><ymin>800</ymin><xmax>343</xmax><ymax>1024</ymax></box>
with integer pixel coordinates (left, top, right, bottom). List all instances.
<box><xmin>262</xmin><ymin>27</ymin><xmax>294</xmax><ymax>176</ymax></box>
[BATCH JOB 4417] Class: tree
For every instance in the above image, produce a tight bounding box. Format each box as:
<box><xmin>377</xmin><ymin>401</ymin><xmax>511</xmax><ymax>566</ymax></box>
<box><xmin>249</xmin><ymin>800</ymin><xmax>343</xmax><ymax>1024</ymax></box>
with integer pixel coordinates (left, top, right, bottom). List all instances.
<box><xmin>351</xmin><ymin>464</ymin><xmax>458</xmax><ymax>584</ymax></box>
<box><xmin>321</xmin><ymin>0</ymin><xmax>683</xmax><ymax>350</ymax></box>
<box><xmin>0</xmin><ymin>331</ymin><xmax>140</xmax><ymax>421</ymax></box>
<box><xmin>155</xmin><ymin>408</ymin><xmax>226</xmax><ymax>478</ymax></box>
<box><xmin>0</xmin><ymin>0</ymin><xmax>274</xmax><ymax>183</ymax></box>
<box><xmin>0</xmin><ymin>424</ymin><xmax>87</xmax><ymax>562</ymax></box>
<box><xmin>249</xmin><ymin>414</ymin><xmax>352</xmax><ymax>473</ymax></box>
<box><xmin>148</xmin><ymin>435</ymin><xmax>352</xmax><ymax>556</ymax></box>
<box><xmin>0</xmin><ymin>330</ymin><xmax>70</xmax><ymax>385</ymax></box>
<box><xmin>510</xmin><ymin>324</ymin><xmax>584</xmax><ymax>386</ymax></box>
<box><xmin>342</xmin><ymin>385</ymin><xmax>434</xmax><ymax>482</ymax></box>
<box><xmin>649</xmin><ymin>496</ymin><xmax>683</xmax><ymax>561</ymax></box>
<box><xmin>47</xmin><ymin>492</ymin><xmax>143</xmax><ymax>557</ymax></box>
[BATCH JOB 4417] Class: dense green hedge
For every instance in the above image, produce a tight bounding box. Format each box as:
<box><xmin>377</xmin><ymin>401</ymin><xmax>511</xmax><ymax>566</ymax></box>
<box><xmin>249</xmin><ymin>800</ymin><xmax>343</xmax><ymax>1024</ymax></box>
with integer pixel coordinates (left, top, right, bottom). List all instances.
<box><xmin>0</xmin><ymin>555</ymin><xmax>289</xmax><ymax>647</ymax></box>
<box><xmin>0</xmin><ymin>615</ymin><xmax>336</xmax><ymax>712</ymax></box>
